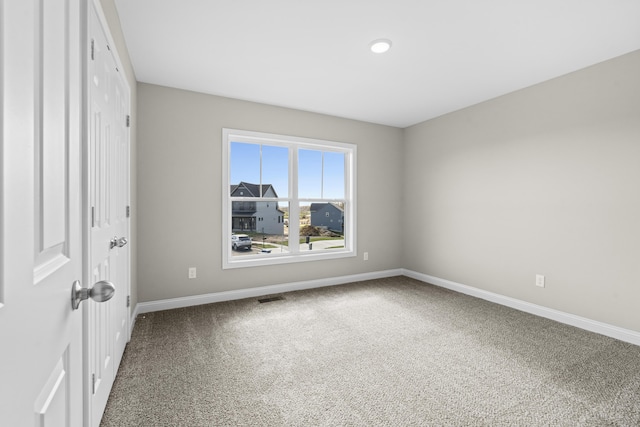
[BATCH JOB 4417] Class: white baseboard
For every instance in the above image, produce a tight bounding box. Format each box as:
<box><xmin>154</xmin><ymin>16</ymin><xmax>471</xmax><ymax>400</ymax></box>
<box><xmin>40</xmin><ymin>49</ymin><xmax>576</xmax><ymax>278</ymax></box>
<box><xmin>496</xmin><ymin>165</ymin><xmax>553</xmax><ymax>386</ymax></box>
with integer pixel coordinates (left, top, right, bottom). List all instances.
<box><xmin>402</xmin><ymin>269</ymin><xmax>640</xmax><ymax>347</ymax></box>
<box><xmin>134</xmin><ymin>269</ymin><xmax>403</xmax><ymax>316</ymax></box>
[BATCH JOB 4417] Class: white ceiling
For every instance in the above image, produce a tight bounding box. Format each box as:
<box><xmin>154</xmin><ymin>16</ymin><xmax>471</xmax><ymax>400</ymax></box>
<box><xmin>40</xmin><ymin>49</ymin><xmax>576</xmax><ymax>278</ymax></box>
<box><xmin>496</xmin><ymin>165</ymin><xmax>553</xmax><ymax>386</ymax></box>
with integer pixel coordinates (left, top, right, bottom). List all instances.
<box><xmin>113</xmin><ymin>0</ymin><xmax>640</xmax><ymax>128</ymax></box>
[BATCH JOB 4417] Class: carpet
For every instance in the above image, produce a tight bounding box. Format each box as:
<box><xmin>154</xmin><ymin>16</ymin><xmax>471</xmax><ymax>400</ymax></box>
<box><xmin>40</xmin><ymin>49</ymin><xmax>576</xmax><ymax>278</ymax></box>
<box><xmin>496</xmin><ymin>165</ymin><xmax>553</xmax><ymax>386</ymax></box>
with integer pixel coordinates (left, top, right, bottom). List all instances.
<box><xmin>101</xmin><ymin>276</ymin><xmax>640</xmax><ymax>426</ymax></box>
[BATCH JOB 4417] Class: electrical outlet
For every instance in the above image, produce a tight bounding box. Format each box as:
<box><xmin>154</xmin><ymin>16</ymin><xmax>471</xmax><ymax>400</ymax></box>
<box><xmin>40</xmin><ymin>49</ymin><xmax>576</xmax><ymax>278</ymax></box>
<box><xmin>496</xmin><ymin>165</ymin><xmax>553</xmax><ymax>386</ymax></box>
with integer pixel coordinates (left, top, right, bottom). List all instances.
<box><xmin>188</xmin><ymin>267</ymin><xmax>197</xmax><ymax>279</ymax></box>
<box><xmin>364</xmin><ymin>252</ymin><xmax>369</xmax><ymax>261</ymax></box>
<box><xmin>535</xmin><ymin>274</ymin><xmax>545</xmax><ymax>288</ymax></box>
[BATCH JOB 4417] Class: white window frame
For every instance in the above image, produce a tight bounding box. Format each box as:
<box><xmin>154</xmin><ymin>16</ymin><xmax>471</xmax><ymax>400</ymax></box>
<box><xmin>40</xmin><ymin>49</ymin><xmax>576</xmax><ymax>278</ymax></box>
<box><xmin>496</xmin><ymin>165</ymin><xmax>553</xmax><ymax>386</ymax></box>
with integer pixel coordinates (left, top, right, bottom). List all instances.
<box><xmin>222</xmin><ymin>128</ymin><xmax>357</xmax><ymax>269</ymax></box>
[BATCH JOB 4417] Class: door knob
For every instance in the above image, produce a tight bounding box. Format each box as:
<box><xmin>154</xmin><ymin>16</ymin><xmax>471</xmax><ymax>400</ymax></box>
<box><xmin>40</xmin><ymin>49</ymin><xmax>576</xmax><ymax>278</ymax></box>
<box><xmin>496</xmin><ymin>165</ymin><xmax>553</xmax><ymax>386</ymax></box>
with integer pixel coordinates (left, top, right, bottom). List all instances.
<box><xmin>110</xmin><ymin>236</ymin><xmax>128</xmax><ymax>249</ymax></box>
<box><xmin>71</xmin><ymin>280</ymin><xmax>115</xmax><ymax>310</ymax></box>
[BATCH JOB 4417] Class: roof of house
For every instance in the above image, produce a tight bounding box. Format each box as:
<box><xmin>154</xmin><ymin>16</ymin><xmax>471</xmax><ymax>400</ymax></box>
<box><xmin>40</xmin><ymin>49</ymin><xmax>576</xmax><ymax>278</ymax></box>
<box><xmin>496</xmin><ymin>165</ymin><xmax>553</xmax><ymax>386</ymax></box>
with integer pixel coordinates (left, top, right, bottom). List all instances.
<box><xmin>310</xmin><ymin>202</ymin><xmax>344</xmax><ymax>212</ymax></box>
<box><xmin>230</xmin><ymin>181</ymin><xmax>278</xmax><ymax>198</ymax></box>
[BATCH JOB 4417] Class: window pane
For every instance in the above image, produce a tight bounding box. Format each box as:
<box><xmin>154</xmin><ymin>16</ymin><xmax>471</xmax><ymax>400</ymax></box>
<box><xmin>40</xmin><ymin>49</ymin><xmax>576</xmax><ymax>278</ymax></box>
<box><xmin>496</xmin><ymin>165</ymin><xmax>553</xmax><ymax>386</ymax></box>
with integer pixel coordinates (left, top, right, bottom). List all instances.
<box><xmin>230</xmin><ymin>142</ymin><xmax>260</xmax><ymax>193</ymax></box>
<box><xmin>262</xmin><ymin>145</ymin><xmax>289</xmax><ymax>198</ymax></box>
<box><xmin>300</xmin><ymin>202</ymin><xmax>345</xmax><ymax>252</ymax></box>
<box><xmin>323</xmin><ymin>152</ymin><xmax>345</xmax><ymax>199</ymax></box>
<box><xmin>298</xmin><ymin>149</ymin><xmax>322</xmax><ymax>198</ymax></box>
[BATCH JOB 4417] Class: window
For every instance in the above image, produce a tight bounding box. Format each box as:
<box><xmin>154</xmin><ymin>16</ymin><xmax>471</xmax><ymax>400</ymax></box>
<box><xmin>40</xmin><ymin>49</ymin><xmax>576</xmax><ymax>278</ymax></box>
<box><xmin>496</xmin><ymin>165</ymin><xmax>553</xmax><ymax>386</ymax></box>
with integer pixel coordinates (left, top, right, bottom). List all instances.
<box><xmin>222</xmin><ymin>128</ymin><xmax>356</xmax><ymax>268</ymax></box>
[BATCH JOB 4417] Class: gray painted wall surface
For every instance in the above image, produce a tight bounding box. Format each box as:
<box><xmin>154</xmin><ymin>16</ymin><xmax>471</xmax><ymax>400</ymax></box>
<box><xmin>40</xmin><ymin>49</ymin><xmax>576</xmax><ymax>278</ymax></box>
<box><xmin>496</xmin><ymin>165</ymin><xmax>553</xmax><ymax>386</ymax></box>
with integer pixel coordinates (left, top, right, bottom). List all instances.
<box><xmin>403</xmin><ymin>50</ymin><xmax>640</xmax><ymax>332</ymax></box>
<box><xmin>136</xmin><ymin>84</ymin><xmax>403</xmax><ymax>302</ymax></box>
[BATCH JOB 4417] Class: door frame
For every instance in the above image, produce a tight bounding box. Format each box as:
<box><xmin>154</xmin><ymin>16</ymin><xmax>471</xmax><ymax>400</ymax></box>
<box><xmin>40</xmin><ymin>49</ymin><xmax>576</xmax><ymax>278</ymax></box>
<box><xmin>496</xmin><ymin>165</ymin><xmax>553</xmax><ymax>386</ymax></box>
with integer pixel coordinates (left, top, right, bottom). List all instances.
<box><xmin>82</xmin><ymin>0</ymin><xmax>132</xmax><ymax>424</ymax></box>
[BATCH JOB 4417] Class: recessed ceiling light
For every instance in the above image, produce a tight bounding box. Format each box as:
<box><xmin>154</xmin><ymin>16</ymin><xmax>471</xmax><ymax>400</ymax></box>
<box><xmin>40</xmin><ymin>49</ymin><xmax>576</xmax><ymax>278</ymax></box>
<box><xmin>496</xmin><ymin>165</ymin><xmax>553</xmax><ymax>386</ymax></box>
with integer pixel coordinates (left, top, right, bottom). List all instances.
<box><xmin>370</xmin><ymin>39</ymin><xmax>392</xmax><ymax>54</ymax></box>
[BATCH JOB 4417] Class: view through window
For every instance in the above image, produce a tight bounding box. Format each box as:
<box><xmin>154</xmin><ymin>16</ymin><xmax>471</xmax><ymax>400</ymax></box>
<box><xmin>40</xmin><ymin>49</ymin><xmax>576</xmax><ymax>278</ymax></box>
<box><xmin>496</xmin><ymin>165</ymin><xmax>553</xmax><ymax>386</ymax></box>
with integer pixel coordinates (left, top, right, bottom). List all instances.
<box><xmin>222</xmin><ymin>129</ymin><xmax>356</xmax><ymax>268</ymax></box>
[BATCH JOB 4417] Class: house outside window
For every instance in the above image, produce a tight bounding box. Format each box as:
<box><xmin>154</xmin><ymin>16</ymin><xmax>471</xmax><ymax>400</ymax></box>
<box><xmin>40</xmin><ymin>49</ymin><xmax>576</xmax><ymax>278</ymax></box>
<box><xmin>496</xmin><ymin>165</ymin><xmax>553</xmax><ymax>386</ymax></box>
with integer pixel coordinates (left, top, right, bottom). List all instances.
<box><xmin>222</xmin><ymin>128</ymin><xmax>356</xmax><ymax>268</ymax></box>
<box><xmin>311</xmin><ymin>203</ymin><xmax>344</xmax><ymax>232</ymax></box>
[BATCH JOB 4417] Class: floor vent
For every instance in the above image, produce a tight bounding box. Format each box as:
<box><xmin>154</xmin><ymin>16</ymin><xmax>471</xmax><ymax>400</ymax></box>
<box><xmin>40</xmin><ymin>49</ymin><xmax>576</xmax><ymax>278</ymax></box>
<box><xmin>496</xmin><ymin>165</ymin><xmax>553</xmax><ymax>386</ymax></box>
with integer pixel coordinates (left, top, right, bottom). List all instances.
<box><xmin>258</xmin><ymin>296</ymin><xmax>285</xmax><ymax>303</ymax></box>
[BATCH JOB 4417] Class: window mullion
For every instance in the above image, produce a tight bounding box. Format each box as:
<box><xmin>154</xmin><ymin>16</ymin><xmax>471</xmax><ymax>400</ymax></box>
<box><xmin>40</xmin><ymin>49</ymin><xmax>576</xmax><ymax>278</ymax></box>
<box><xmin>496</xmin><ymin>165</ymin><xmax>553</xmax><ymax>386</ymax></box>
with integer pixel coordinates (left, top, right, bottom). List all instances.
<box><xmin>289</xmin><ymin>145</ymin><xmax>300</xmax><ymax>253</ymax></box>
<box><xmin>321</xmin><ymin>151</ymin><xmax>324</xmax><ymax>199</ymax></box>
<box><xmin>259</xmin><ymin>144</ymin><xmax>263</xmax><ymax>197</ymax></box>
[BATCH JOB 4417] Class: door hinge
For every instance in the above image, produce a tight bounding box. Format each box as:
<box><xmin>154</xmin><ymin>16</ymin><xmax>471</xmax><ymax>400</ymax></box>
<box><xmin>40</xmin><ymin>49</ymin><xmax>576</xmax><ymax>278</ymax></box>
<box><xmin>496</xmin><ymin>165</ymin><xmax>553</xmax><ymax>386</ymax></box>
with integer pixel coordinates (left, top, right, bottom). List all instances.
<box><xmin>126</xmin><ymin>115</ymin><xmax>130</xmax><ymax>127</ymax></box>
<box><xmin>126</xmin><ymin>205</ymin><xmax>130</xmax><ymax>218</ymax></box>
<box><xmin>91</xmin><ymin>206</ymin><xmax>95</xmax><ymax>227</ymax></box>
<box><xmin>90</xmin><ymin>39</ymin><xmax>95</xmax><ymax>60</ymax></box>
<box><xmin>92</xmin><ymin>373</ymin><xmax>96</xmax><ymax>394</ymax></box>
<box><xmin>127</xmin><ymin>295</ymin><xmax>130</xmax><ymax>308</ymax></box>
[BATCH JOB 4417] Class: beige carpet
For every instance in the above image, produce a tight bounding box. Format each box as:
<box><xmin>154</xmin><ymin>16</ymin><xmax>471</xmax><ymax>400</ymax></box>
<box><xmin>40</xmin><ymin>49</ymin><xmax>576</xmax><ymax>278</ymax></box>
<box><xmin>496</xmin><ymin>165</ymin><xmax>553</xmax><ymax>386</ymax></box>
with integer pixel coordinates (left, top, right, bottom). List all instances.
<box><xmin>101</xmin><ymin>276</ymin><xmax>640</xmax><ymax>426</ymax></box>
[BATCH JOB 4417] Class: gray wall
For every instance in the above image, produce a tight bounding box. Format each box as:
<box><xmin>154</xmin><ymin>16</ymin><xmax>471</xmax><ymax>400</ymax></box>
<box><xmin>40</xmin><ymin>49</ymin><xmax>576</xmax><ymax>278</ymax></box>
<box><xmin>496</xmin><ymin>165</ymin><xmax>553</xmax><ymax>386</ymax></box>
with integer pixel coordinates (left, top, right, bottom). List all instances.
<box><xmin>100</xmin><ymin>0</ymin><xmax>138</xmax><ymax>312</ymax></box>
<box><xmin>136</xmin><ymin>83</ymin><xmax>403</xmax><ymax>302</ymax></box>
<box><xmin>403</xmin><ymin>50</ymin><xmax>640</xmax><ymax>332</ymax></box>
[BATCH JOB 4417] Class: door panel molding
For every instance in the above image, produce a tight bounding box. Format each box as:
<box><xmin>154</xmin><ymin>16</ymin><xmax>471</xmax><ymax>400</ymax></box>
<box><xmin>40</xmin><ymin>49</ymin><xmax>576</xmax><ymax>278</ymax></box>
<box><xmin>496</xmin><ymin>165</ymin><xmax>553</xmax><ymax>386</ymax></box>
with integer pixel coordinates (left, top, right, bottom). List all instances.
<box><xmin>34</xmin><ymin>349</ymin><xmax>70</xmax><ymax>427</ymax></box>
<box><xmin>35</xmin><ymin>0</ymin><xmax>70</xmax><ymax>254</ymax></box>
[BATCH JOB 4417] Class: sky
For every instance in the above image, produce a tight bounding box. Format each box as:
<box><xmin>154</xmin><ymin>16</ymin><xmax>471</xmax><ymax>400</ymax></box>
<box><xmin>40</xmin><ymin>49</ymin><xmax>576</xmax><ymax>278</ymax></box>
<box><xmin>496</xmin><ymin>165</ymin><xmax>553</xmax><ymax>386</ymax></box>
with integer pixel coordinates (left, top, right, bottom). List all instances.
<box><xmin>230</xmin><ymin>142</ymin><xmax>345</xmax><ymax>199</ymax></box>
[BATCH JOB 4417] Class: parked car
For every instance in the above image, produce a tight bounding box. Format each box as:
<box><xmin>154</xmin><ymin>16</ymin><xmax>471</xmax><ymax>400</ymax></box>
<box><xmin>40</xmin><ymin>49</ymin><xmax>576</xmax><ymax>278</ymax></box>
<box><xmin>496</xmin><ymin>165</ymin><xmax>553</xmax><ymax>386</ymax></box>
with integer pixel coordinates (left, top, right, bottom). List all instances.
<box><xmin>231</xmin><ymin>234</ymin><xmax>252</xmax><ymax>251</ymax></box>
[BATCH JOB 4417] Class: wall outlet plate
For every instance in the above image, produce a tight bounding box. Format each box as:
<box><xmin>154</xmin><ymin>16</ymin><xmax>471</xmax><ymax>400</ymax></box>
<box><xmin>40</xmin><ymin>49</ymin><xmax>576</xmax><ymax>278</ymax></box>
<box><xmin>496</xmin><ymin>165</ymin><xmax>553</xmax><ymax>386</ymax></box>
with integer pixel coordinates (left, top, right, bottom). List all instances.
<box><xmin>188</xmin><ymin>267</ymin><xmax>197</xmax><ymax>279</ymax></box>
<box><xmin>535</xmin><ymin>274</ymin><xmax>545</xmax><ymax>288</ymax></box>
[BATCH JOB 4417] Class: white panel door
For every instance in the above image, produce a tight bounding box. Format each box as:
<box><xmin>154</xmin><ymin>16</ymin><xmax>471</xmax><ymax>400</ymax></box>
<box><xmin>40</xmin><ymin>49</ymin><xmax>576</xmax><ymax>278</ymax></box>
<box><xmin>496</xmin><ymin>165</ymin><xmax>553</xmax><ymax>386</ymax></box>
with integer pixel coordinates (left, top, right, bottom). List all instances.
<box><xmin>0</xmin><ymin>0</ymin><xmax>84</xmax><ymax>426</ymax></box>
<box><xmin>86</xmin><ymin>2</ymin><xmax>131</xmax><ymax>425</ymax></box>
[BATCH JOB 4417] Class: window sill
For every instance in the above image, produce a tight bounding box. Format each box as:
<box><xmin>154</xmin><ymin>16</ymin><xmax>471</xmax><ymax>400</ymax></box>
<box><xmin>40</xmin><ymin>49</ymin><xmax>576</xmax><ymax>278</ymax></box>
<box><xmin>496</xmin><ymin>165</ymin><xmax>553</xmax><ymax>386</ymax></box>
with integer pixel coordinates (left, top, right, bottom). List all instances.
<box><xmin>222</xmin><ymin>249</ymin><xmax>356</xmax><ymax>269</ymax></box>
